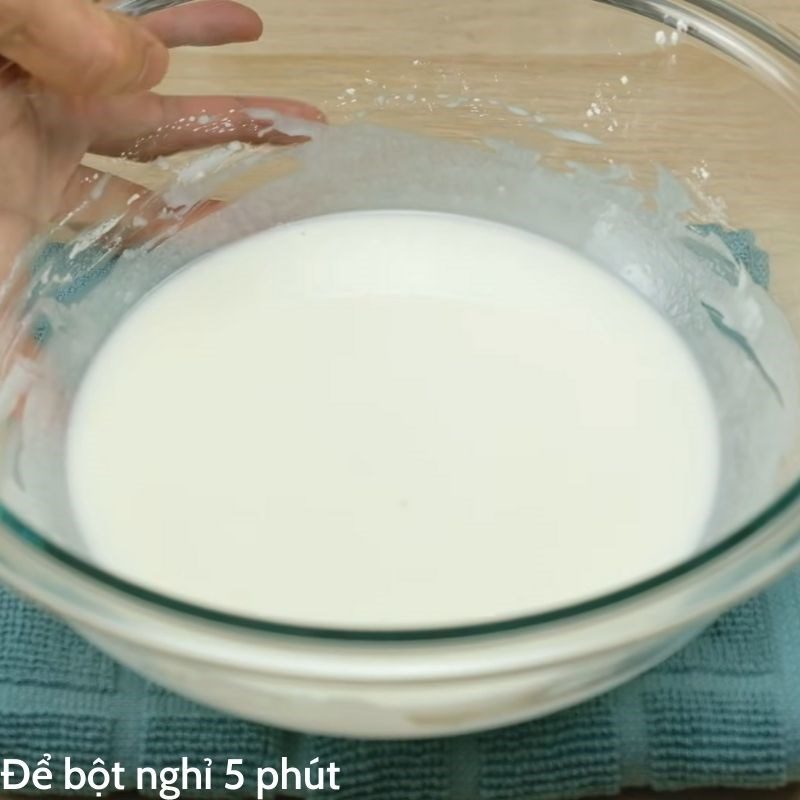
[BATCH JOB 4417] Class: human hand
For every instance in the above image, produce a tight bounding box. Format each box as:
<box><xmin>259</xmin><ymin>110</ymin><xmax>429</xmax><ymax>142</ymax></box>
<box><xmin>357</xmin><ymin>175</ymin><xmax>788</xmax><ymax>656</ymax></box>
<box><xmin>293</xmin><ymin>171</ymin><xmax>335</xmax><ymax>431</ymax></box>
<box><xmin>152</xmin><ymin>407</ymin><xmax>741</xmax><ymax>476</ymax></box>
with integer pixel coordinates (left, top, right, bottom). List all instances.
<box><xmin>0</xmin><ymin>0</ymin><xmax>322</xmax><ymax>273</ymax></box>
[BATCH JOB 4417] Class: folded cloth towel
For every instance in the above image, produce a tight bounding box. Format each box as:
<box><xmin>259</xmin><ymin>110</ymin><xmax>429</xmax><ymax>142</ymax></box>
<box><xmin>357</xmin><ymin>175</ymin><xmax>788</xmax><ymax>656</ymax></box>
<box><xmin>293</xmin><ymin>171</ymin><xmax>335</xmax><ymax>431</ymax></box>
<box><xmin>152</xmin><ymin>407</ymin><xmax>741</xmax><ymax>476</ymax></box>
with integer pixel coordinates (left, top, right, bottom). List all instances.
<box><xmin>1</xmin><ymin>228</ymin><xmax>794</xmax><ymax>800</ymax></box>
<box><xmin>0</xmin><ymin>573</ymin><xmax>798</xmax><ymax>799</ymax></box>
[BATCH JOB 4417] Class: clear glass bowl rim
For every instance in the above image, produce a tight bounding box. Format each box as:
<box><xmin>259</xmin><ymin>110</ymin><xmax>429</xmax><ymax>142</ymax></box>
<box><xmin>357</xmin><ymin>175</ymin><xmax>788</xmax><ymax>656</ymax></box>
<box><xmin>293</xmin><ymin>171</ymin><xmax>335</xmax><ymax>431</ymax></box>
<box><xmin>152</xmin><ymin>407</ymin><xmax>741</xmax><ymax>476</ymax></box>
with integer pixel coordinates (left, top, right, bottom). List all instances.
<box><xmin>2</xmin><ymin>0</ymin><xmax>799</xmax><ymax>643</ymax></box>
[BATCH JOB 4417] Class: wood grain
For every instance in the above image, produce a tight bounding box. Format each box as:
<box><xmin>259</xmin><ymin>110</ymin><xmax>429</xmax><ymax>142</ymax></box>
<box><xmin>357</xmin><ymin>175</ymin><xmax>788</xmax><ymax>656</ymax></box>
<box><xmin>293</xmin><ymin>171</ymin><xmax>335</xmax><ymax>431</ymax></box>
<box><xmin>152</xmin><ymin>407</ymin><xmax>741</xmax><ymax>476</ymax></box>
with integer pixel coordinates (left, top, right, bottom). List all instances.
<box><xmin>153</xmin><ymin>0</ymin><xmax>800</xmax><ymax>328</ymax></box>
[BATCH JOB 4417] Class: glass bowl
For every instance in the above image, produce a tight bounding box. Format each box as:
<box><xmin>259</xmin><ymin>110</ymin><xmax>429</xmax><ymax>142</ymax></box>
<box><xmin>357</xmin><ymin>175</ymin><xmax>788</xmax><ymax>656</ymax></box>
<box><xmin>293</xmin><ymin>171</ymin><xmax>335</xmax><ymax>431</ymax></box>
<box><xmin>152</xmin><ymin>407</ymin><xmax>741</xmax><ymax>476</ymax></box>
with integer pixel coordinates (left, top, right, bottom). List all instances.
<box><xmin>0</xmin><ymin>0</ymin><xmax>800</xmax><ymax>738</ymax></box>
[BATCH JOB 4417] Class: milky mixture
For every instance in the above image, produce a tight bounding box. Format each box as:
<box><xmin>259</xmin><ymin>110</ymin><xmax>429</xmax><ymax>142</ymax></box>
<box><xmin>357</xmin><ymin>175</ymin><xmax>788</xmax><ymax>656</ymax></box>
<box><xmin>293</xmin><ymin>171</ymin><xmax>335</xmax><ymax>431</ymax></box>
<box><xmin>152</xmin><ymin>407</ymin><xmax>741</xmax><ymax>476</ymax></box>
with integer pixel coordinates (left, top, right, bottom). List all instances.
<box><xmin>1</xmin><ymin>104</ymin><xmax>797</xmax><ymax>621</ymax></box>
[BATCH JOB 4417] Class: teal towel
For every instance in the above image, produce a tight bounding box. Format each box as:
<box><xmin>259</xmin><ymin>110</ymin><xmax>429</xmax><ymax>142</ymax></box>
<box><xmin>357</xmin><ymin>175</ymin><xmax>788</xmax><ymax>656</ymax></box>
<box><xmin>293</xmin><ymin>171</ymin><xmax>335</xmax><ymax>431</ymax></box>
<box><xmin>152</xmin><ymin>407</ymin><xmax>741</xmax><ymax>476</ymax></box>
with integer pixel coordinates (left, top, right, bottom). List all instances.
<box><xmin>3</xmin><ymin>226</ymin><xmax>793</xmax><ymax>799</ymax></box>
<box><xmin>0</xmin><ymin>574</ymin><xmax>798</xmax><ymax>799</ymax></box>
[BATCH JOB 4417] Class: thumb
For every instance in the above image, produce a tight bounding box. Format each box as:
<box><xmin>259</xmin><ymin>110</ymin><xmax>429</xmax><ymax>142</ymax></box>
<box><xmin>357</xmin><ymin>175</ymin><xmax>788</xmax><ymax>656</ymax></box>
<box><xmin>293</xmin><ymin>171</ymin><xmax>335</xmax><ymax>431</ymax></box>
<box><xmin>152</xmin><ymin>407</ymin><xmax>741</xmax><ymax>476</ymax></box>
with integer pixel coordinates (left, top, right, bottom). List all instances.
<box><xmin>0</xmin><ymin>0</ymin><xmax>169</xmax><ymax>94</ymax></box>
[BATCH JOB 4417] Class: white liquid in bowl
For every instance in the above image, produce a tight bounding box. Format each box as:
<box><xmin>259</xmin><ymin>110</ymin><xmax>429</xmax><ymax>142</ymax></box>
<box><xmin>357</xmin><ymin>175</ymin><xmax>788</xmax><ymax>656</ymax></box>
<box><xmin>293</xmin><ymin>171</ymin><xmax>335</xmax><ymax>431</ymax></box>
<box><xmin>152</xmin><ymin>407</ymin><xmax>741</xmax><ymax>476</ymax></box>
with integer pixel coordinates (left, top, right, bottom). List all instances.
<box><xmin>66</xmin><ymin>210</ymin><xmax>720</xmax><ymax>630</ymax></box>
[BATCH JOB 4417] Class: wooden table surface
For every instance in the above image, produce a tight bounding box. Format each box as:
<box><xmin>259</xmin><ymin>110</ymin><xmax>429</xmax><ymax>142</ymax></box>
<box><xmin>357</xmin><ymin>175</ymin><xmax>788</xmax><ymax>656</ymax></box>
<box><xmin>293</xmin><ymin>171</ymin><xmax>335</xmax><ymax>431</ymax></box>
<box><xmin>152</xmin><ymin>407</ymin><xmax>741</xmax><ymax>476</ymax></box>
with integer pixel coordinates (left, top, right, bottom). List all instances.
<box><xmin>88</xmin><ymin>1</ymin><xmax>800</xmax><ymax>799</ymax></box>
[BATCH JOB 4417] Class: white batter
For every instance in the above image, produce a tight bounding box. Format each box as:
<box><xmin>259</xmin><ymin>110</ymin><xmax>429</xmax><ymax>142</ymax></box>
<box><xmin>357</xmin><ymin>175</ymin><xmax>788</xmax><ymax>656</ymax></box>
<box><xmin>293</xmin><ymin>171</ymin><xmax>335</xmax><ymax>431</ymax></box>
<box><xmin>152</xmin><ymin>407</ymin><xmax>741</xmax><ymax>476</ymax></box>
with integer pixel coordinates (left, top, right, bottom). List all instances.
<box><xmin>66</xmin><ymin>210</ymin><xmax>720</xmax><ymax>629</ymax></box>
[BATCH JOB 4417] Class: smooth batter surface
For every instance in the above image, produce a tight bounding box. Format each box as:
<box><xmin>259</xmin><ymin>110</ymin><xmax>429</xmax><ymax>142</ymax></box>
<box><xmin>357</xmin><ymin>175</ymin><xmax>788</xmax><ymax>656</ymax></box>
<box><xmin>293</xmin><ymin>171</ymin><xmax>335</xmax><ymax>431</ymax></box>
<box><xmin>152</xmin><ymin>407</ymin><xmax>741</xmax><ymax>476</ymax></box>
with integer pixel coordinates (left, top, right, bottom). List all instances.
<box><xmin>66</xmin><ymin>210</ymin><xmax>720</xmax><ymax>629</ymax></box>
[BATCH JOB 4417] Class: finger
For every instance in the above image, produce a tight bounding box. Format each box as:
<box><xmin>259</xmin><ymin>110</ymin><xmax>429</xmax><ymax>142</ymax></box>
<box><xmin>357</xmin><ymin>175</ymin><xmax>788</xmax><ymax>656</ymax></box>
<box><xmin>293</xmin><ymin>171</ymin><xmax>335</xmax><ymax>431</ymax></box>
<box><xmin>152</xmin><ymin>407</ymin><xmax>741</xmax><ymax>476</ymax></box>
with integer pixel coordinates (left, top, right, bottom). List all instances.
<box><xmin>0</xmin><ymin>210</ymin><xmax>34</xmax><ymax>292</ymax></box>
<box><xmin>0</xmin><ymin>208</ymin><xmax>44</xmax><ymax>400</ymax></box>
<box><xmin>58</xmin><ymin>166</ymin><xmax>153</xmax><ymax>232</ymax></box>
<box><xmin>0</xmin><ymin>169</ymin><xmax>223</xmax><ymax>418</ymax></box>
<box><xmin>58</xmin><ymin>165</ymin><xmax>223</xmax><ymax>246</ymax></box>
<box><xmin>142</xmin><ymin>0</ymin><xmax>263</xmax><ymax>47</ymax></box>
<box><xmin>89</xmin><ymin>94</ymin><xmax>325</xmax><ymax>160</ymax></box>
<box><xmin>0</xmin><ymin>0</ymin><xmax>168</xmax><ymax>94</ymax></box>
